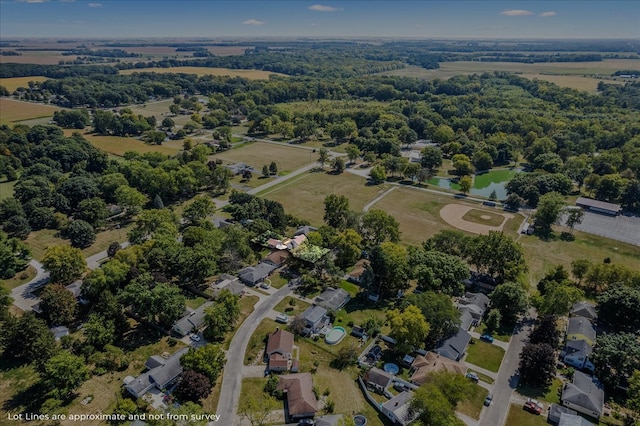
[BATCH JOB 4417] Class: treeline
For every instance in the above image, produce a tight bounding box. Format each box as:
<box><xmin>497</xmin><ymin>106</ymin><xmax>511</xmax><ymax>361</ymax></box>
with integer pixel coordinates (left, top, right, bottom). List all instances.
<box><xmin>0</xmin><ymin>50</ymin><xmax>20</xmax><ymax>56</ymax></box>
<box><xmin>0</xmin><ymin>63</ymin><xmax>118</xmax><ymax>78</ymax></box>
<box><xmin>62</xmin><ymin>48</ymin><xmax>140</xmax><ymax>58</ymax></box>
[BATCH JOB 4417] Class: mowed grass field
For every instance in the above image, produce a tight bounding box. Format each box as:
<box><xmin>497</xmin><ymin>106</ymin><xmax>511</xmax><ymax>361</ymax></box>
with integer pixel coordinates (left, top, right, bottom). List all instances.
<box><xmin>260</xmin><ymin>172</ymin><xmax>390</xmax><ymax>225</ymax></box>
<box><xmin>119</xmin><ymin>66</ymin><xmax>287</xmax><ymax>79</ymax></box>
<box><xmin>0</xmin><ymin>98</ymin><xmax>61</xmax><ymax>124</ymax></box>
<box><xmin>212</xmin><ymin>142</ymin><xmax>314</xmax><ymax>173</ymax></box>
<box><xmin>379</xmin><ymin>59</ymin><xmax>638</xmax><ymax>92</ymax></box>
<box><xmin>0</xmin><ymin>76</ymin><xmax>49</xmax><ymax>92</ymax></box>
<box><xmin>62</xmin><ymin>129</ymin><xmax>180</xmax><ymax>157</ymax></box>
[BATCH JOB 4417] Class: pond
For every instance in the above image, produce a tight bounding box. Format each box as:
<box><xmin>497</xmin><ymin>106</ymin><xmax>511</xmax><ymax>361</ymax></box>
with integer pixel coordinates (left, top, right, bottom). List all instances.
<box><xmin>471</xmin><ymin>169</ymin><xmax>519</xmax><ymax>200</ymax></box>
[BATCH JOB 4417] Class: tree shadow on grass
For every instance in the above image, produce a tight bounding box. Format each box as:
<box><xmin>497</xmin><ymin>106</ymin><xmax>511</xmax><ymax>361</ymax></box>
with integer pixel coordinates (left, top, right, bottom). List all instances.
<box><xmin>118</xmin><ymin>323</ymin><xmax>165</xmax><ymax>352</ymax></box>
<box><xmin>3</xmin><ymin>381</ymin><xmax>49</xmax><ymax>414</ymax></box>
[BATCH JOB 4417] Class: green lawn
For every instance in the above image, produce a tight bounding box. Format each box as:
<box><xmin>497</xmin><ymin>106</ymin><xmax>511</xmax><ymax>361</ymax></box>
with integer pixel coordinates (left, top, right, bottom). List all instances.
<box><xmin>505</xmin><ymin>404</ymin><xmax>549</xmax><ymax>426</ymax></box>
<box><xmin>1</xmin><ymin>265</ymin><xmax>37</xmax><ymax>291</ymax></box>
<box><xmin>468</xmin><ymin>369</ymin><xmax>495</xmax><ymax>384</ymax></box>
<box><xmin>185</xmin><ymin>296</ymin><xmax>207</xmax><ymax>310</ymax></box>
<box><xmin>273</xmin><ymin>296</ymin><xmax>311</xmax><ymax>316</ymax></box>
<box><xmin>465</xmin><ymin>340</ymin><xmax>505</xmax><ymax>373</ymax></box>
<box><xmin>237</xmin><ymin>378</ymin><xmax>281</xmax><ymax>411</ymax></box>
<box><xmin>0</xmin><ymin>180</ymin><xmax>16</xmax><ymax>201</ymax></box>
<box><xmin>517</xmin><ymin>377</ymin><xmax>563</xmax><ymax>405</ymax></box>
<box><xmin>225</xmin><ymin>295</ymin><xmax>260</xmax><ymax>350</ymax></box>
<box><xmin>475</xmin><ymin>322</ymin><xmax>512</xmax><ymax>343</ymax></box>
<box><xmin>268</xmin><ymin>271</ymin><xmax>288</xmax><ymax>289</ymax></box>
<box><xmin>473</xmin><ymin>169</ymin><xmax>517</xmax><ymax>189</ymax></box>
<box><xmin>244</xmin><ymin>318</ymin><xmax>278</xmax><ymax>365</ymax></box>
<box><xmin>456</xmin><ymin>383</ymin><xmax>489</xmax><ymax>420</ymax></box>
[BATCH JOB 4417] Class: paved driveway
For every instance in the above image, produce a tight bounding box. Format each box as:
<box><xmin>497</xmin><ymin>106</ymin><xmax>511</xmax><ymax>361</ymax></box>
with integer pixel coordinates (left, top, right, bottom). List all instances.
<box><xmin>562</xmin><ymin>211</ymin><xmax>640</xmax><ymax>246</ymax></box>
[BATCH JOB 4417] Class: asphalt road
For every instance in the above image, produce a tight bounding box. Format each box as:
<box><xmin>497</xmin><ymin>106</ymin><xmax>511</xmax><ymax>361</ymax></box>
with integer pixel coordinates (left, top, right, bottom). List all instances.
<box><xmin>479</xmin><ymin>311</ymin><xmax>536</xmax><ymax>426</ymax></box>
<box><xmin>215</xmin><ymin>284</ymin><xmax>293</xmax><ymax>425</ymax></box>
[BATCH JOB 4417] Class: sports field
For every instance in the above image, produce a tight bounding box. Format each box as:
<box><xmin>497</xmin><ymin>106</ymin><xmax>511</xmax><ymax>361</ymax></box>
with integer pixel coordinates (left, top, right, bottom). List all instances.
<box><xmin>212</xmin><ymin>142</ymin><xmax>313</xmax><ymax>173</ymax></box>
<box><xmin>0</xmin><ymin>76</ymin><xmax>49</xmax><ymax>92</ymax></box>
<box><xmin>119</xmin><ymin>66</ymin><xmax>286</xmax><ymax>79</ymax></box>
<box><xmin>0</xmin><ymin>98</ymin><xmax>61</xmax><ymax>124</ymax></box>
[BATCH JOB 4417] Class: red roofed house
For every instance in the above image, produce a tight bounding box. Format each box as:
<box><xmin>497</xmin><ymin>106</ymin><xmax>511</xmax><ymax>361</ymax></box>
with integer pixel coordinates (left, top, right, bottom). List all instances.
<box><xmin>266</xmin><ymin>328</ymin><xmax>294</xmax><ymax>372</ymax></box>
<box><xmin>277</xmin><ymin>373</ymin><xmax>318</xmax><ymax>421</ymax></box>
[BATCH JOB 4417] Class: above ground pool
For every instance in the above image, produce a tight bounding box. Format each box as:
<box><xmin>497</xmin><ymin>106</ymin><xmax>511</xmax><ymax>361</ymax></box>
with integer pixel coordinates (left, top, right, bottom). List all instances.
<box><xmin>383</xmin><ymin>363</ymin><xmax>400</xmax><ymax>375</ymax></box>
<box><xmin>324</xmin><ymin>326</ymin><xmax>346</xmax><ymax>345</ymax></box>
<box><xmin>354</xmin><ymin>415</ymin><xmax>367</xmax><ymax>426</ymax></box>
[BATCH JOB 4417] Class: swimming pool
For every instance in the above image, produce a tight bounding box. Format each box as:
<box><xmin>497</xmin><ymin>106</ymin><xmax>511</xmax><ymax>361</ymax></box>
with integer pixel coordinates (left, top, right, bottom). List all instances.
<box><xmin>325</xmin><ymin>326</ymin><xmax>346</xmax><ymax>345</ymax></box>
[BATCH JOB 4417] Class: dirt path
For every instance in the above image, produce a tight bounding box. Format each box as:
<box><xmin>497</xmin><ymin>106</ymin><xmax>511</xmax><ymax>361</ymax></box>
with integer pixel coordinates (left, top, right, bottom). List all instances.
<box><xmin>440</xmin><ymin>204</ymin><xmax>514</xmax><ymax>235</ymax></box>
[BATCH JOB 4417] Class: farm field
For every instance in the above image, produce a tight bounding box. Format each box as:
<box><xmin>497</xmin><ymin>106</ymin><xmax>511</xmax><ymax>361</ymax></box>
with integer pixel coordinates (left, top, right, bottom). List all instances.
<box><xmin>0</xmin><ymin>76</ymin><xmax>49</xmax><ymax>92</ymax></box>
<box><xmin>119</xmin><ymin>66</ymin><xmax>286</xmax><ymax>79</ymax></box>
<box><xmin>379</xmin><ymin>59</ymin><xmax>637</xmax><ymax>91</ymax></box>
<box><xmin>0</xmin><ymin>52</ymin><xmax>76</xmax><ymax>65</ymax></box>
<box><xmin>0</xmin><ymin>98</ymin><xmax>61</xmax><ymax>124</ymax></box>
<box><xmin>62</xmin><ymin>129</ymin><xmax>180</xmax><ymax>157</ymax></box>
<box><xmin>260</xmin><ymin>171</ymin><xmax>390</xmax><ymax>225</ymax></box>
<box><xmin>212</xmin><ymin>141</ymin><xmax>314</xmax><ymax>174</ymax></box>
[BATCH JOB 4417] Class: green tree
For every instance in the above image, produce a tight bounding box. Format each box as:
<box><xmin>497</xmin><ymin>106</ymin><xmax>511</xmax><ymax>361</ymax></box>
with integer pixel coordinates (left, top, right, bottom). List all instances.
<box><xmin>405</xmin><ymin>291</ymin><xmax>460</xmax><ymax>346</ymax></box>
<box><xmin>1</xmin><ymin>312</ymin><xmax>58</xmax><ymax>367</ymax></box>
<box><xmin>452</xmin><ymin>154</ymin><xmax>474</xmax><ymax>176</ymax></box>
<box><xmin>83</xmin><ymin>313</ymin><xmax>115</xmax><ymax>350</ymax></box>
<box><xmin>468</xmin><ymin>231</ymin><xmax>527</xmax><ymax>282</ymax></box>
<box><xmin>432</xmin><ymin>124</ymin><xmax>455</xmax><ymax>144</ymax></box>
<box><xmin>114</xmin><ymin>185</ymin><xmax>147</xmax><ymax>217</ymax></box>
<box><xmin>76</xmin><ymin>197</ymin><xmax>109</xmax><ymax>228</ymax></box>
<box><xmin>331</xmin><ymin>228</ymin><xmax>362</xmax><ymax>270</ymax></box>
<box><xmin>42</xmin><ymin>245</ymin><xmax>86</xmax><ymax>284</ymax></box>
<box><xmin>420</xmin><ymin>146</ymin><xmax>443</xmax><ymax>174</ymax></box>
<box><xmin>317</xmin><ymin>148</ymin><xmax>329</xmax><ymax>168</ymax></box>
<box><xmin>345</xmin><ymin>144</ymin><xmax>361</xmax><ymax>164</ymax></box>
<box><xmin>386</xmin><ymin>304</ymin><xmax>430</xmax><ymax>351</ymax></box>
<box><xmin>424</xmin><ymin>229</ymin><xmax>470</xmax><ymax>258</ymax></box>
<box><xmin>204</xmin><ymin>289</ymin><xmax>239</xmax><ymax>341</ymax></box>
<box><xmin>592</xmin><ymin>332</ymin><xmax>640</xmax><ymax>390</ymax></box>
<box><xmin>120</xmin><ymin>273</ymin><xmax>185</xmax><ymax>328</ymax></box>
<box><xmin>40</xmin><ymin>283</ymin><xmax>77</xmax><ymax>326</ymax></box>
<box><xmin>565</xmin><ymin>208</ymin><xmax>585</xmax><ymax>234</ymax></box>
<box><xmin>535</xmin><ymin>284</ymin><xmax>583</xmax><ymax>317</ymax></box>
<box><xmin>262</xmin><ymin>165</ymin><xmax>270</xmax><ymax>178</ymax></box>
<box><xmin>472</xmin><ymin>151</ymin><xmax>493</xmax><ymax>171</ymax></box>
<box><xmin>459</xmin><ymin>175</ymin><xmax>472</xmax><ymax>194</ymax></box>
<box><xmin>359</xmin><ymin>209</ymin><xmax>400</xmax><ymax>246</ymax></box>
<box><xmin>323</xmin><ymin>194</ymin><xmax>351</xmax><ymax>230</ymax></box>
<box><xmin>411</xmin><ymin>249</ymin><xmax>469</xmax><ymax>296</ymax></box>
<box><xmin>66</xmin><ymin>219</ymin><xmax>96</xmax><ymax>248</ymax></box>
<box><xmin>490</xmin><ymin>282</ymin><xmax>529</xmax><ymax>325</ymax></box>
<box><xmin>269</xmin><ymin>161</ymin><xmax>278</xmax><ymax>175</ymax></box>
<box><xmin>519</xmin><ymin>343</ymin><xmax>557</xmax><ymax>388</ymax></box>
<box><xmin>183</xmin><ymin>195</ymin><xmax>216</xmax><ymax>226</ymax></box>
<box><xmin>127</xmin><ymin>209</ymin><xmax>178</xmax><ymax>244</ymax></box>
<box><xmin>331</xmin><ymin>157</ymin><xmax>345</xmax><ymax>174</ymax></box>
<box><xmin>534</xmin><ymin>192</ymin><xmax>566</xmax><ymax>235</ymax></box>
<box><xmin>369</xmin><ymin>165</ymin><xmax>386</xmax><ymax>184</ymax></box>
<box><xmin>43</xmin><ymin>350</ymin><xmax>90</xmax><ymax>398</ymax></box>
<box><xmin>627</xmin><ymin>370</ymin><xmax>640</xmax><ymax>416</ymax></box>
<box><xmin>0</xmin><ymin>231</ymin><xmax>30</xmax><ymax>279</ymax></box>
<box><xmin>484</xmin><ymin>309</ymin><xmax>501</xmax><ymax>333</ymax></box>
<box><xmin>369</xmin><ymin>242</ymin><xmax>409</xmax><ymax>298</ymax></box>
<box><xmin>529</xmin><ymin>315</ymin><xmax>561</xmax><ymax>347</ymax></box>
<box><xmin>180</xmin><ymin>344</ymin><xmax>226</xmax><ymax>383</ymax></box>
<box><xmin>597</xmin><ymin>285</ymin><xmax>640</xmax><ymax>333</ymax></box>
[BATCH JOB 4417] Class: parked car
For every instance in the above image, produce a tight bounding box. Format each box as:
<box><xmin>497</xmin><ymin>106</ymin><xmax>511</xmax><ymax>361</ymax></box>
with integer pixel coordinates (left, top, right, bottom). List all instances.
<box><xmin>524</xmin><ymin>398</ymin><xmax>543</xmax><ymax>414</ymax></box>
<box><xmin>298</xmin><ymin>419</ymin><xmax>314</xmax><ymax>426</ymax></box>
<box><xmin>275</xmin><ymin>313</ymin><xmax>289</xmax><ymax>324</ymax></box>
<box><xmin>393</xmin><ymin>382</ymin><xmax>408</xmax><ymax>392</ymax></box>
<box><xmin>484</xmin><ymin>394</ymin><xmax>493</xmax><ymax>406</ymax></box>
<box><xmin>465</xmin><ymin>372</ymin><xmax>479</xmax><ymax>382</ymax></box>
<box><xmin>189</xmin><ymin>334</ymin><xmax>201</xmax><ymax>342</ymax></box>
<box><xmin>480</xmin><ymin>334</ymin><xmax>494</xmax><ymax>343</ymax></box>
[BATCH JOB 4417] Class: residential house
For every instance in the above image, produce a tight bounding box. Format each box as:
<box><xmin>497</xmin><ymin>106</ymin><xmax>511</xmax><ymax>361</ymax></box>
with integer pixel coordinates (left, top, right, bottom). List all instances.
<box><xmin>294</xmin><ymin>225</ymin><xmax>317</xmax><ymax>236</ymax></box>
<box><xmin>364</xmin><ymin>367</ymin><xmax>393</xmax><ymax>393</ymax></box>
<box><xmin>172</xmin><ymin>301</ymin><xmax>214</xmax><ymax>337</ymax></box>
<box><xmin>315</xmin><ymin>287</ymin><xmax>350</xmax><ymax>311</ymax></box>
<box><xmin>266</xmin><ymin>328</ymin><xmax>294</xmax><ymax>373</ymax></box>
<box><xmin>301</xmin><ymin>305</ymin><xmax>330</xmax><ymax>335</ymax></box>
<box><xmin>263</xmin><ymin>249</ymin><xmax>291</xmax><ymax>267</ymax></box>
<box><xmin>277</xmin><ymin>373</ymin><xmax>318</xmax><ymax>421</ymax></box>
<box><xmin>50</xmin><ymin>326</ymin><xmax>69</xmax><ymax>341</ymax></box>
<box><xmin>238</xmin><ymin>262</ymin><xmax>277</xmax><ymax>286</ymax></box>
<box><xmin>561</xmin><ymin>371</ymin><xmax>605</xmax><ymax>419</ymax></box>
<box><xmin>225</xmin><ymin>162</ymin><xmax>254</xmax><ymax>175</ymax></box>
<box><xmin>458</xmin><ymin>308</ymin><xmax>476</xmax><ymax>331</ymax></box>
<box><xmin>566</xmin><ymin>317</ymin><xmax>596</xmax><ymax>346</ymax></box>
<box><xmin>570</xmin><ymin>302</ymin><xmax>597</xmax><ymax>322</ymax></box>
<box><xmin>457</xmin><ymin>292</ymin><xmax>490</xmax><ymax>325</ymax></box>
<box><xmin>410</xmin><ymin>352</ymin><xmax>467</xmax><ymax>385</ymax></box>
<box><xmin>381</xmin><ymin>391</ymin><xmax>418</xmax><ymax>426</ymax></box>
<box><xmin>211</xmin><ymin>274</ymin><xmax>244</xmax><ymax>297</ymax></box>
<box><xmin>548</xmin><ymin>404</ymin><xmax>578</xmax><ymax>425</ymax></box>
<box><xmin>314</xmin><ymin>415</ymin><xmax>343</xmax><ymax>426</ymax></box>
<box><xmin>347</xmin><ymin>259</ymin><xmax>370</xmax><ymax>284</ymax></box>
<box><xmin>124</xmin><ymin>347</ymin><xmax>189</xmax><ymax>398</ymax></box>
<box><xmin>434</xmin><ymin>327</ymin><xmax>471</xmax><ymax>362</ymax></box>
<box><xmin>562</xmin><ymin>340</ymin><xmax>595</xmax><ymax>372</ymax></box>
<box><xmin>559</xmin><ymin>413</ymin><xmax>596</xmax><ymax>426</ymax></box>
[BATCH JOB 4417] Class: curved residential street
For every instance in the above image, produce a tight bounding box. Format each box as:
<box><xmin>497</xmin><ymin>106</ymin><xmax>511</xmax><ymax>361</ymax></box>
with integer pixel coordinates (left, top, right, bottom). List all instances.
<box><xmin>216</xmin><ymin>285</ymin><xmax>293</xmax><ymax>425</ymax></box>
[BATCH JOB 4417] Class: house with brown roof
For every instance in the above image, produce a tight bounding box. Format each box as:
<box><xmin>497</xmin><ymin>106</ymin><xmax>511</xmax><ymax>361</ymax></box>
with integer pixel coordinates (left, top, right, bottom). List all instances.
<box><xmin>264</xmin><ymin>249</ymin><xmax>291</xmax><ymax>267</ymax></box>
<box><xmin>277</xmin><ymin>373</ymin><xmax>318</xmax><ymax>421</ymax></box>
<box><xmin>364</xmin><ymin>367</ymin><xmax>394</xmax><ymax>393</ymax></box>
<box><xmin>266</xmin><ymin>328</ymin><xmax>294</xmax><ymax>372</ymax></box>
<box><xmin>410</xmin><ymin>352</ymin><xmax>467</xmax><ymax>385</ymax></box>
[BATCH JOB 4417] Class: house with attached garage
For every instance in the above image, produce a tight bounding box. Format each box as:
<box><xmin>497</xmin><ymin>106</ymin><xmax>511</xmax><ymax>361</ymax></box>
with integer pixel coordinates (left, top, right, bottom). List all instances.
<box><xmin>123</xmin><ymin>347</ymin><xmax>189</xmax><ymax>398</ymax></box>
<box><xmin>562</xmin><ymin>339</ymin><xmax>595</xmax><ymax>372</ymax></box>
<box><xmin>434</xmin><ymin>327</ymin><xmax>471</xmax><ymax>362</ymax></box>
<box><xmin>277</xmin><ymin>373</ymin><xmax>318</xmax><ymax>421</ymax></box>
<box><xmin>238</xmin><ymin>262</ymin><xmax>277</xmax><ymax>286</ymax></box>
<box><xmin>265</xmin><ymin>328</ymin><xmax>295</xmax><ymax>373</ymax></box>
<box><xmin>314</xmin><ymin>287</ymin><xmax>350</xmax><ymax>311</ymax></box>
<box><xmin>457</xmin><ymin>292</ymin><xmax>490</xmax><ymax>325</ymax></box>
<box><xmin>570</xmin><ymin>301</ymin><xmax>597</xmax><ymax>322</ymax></box>
<box><xmin>561</xmin><ymin>371</ymin><xmax>605</xmax><ymax>419</ymax></box>
<box><xmin>381</xmin><ymin>391</ymin><xmax>418</xmax><ymax>426</ymax></box>
<box><xmin>300</xmin><ymin>305</ymin><xmax>330</xmax><ymax>335</ymax></box>
<box><xmin>171</xmin><ymin>301</ymin><xmax>214</xmax><ymax>337</ymax></box>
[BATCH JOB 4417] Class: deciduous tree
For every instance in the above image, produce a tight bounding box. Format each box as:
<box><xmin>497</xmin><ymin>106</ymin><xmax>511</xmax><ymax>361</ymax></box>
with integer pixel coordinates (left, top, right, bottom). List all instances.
<box><xmin>468</xmin><ymin>231</ymin><xmax>526</xmax><ymax>283</ymax></box>
<box><xmin>359</xmin><ymin>209</ymin><xmax>400</xmax><ymax>246</ymax></box>
<box><xmin>369</xmin><ymin>242</ymin><xmax>409</xmax><ymax>298</ymax></box>
<box><xmin>66</xmin><ymin>219</ymin><xmax>96</xmax><ymax>248</ymax></box>
<box><xmin>592</xmin><ymin>332</ymin><xmax>640</xmax><ymax>390</ymax></box>
<box><xmin>175</xmin><ymin>370</ymin><xmax>212</xmax><ymax>402</ymax></box>
<box><xmin>386</xmin><ymin>304</ymin><xmax>430</xmax><ymax>351</ymax></box>
<box><xmin>323</xmin><ymin>194</ymin><xmax>350</xmax><ymax>230</ymax></box>
<box><xmin>459</xmin><ymin>175</ymin><xmax>472</xmax><ymax>194</ymax></box>
<box><xmin>519</xmin><ymin>343</ymin><xmax>556</xmax><ymax>388</ymax></box>
<box><xmin>597</xmin><ymin>285</ymin><xmax>640</xmax><ymax>333</ymax></box>
<box><xmin>405</xmin><ymin>291</ymin><xmax>460</xmax><ymax>346</ymax></box>
<box><xmin>40</xmin><ymin>283</ymin><xmax>77</xmax><ymax>326</ymax></box>
<box><xmin>529</xmin><ymin>315</ymin><xmax>561</xmax><ymax>347</ymax></box>
<box><xmin>490</xmin><ymin>282</ymin><xmax>529</xmax><ymax>325</ymax></box>
<box><xmin>534</xmin><ymin>192</ymin><xmax>566</xmax><ymax>235</ymax></box>
<box><xmin>43</xmin><ymin>350</ymin><xmax>89</xmax><ymax>398</ymax></box>
<box><xmin>42</xmin><ymin>245</ymin><xmax>86</xmax><ymax>285</ymax></box>
<box><xmin>180</xmin><ymin>344</ymin><xmax>226</xmax><ymax>383</ymax></box>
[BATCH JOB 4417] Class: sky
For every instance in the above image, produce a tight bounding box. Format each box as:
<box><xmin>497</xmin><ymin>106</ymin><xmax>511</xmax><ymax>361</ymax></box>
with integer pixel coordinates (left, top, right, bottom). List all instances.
<box><xmin>1</xmin><ymin>1</ymin><xmax>639</xmax><ymax>39</ymax></box>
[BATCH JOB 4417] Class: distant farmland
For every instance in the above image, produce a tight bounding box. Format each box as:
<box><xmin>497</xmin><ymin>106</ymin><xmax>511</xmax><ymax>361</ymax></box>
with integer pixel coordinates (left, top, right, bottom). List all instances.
<box><xmin>119</xmin><ymin>66</ymin><xmax>286</xmax><ymax>79</ymax></box>
<box><xmin>0</xmin><ymin>76</ymin><xmax>49</xmax><ymax>92</ymax></box>
<box><xmin>0</xmin><ymin>98</ymin><xmax>61</xmax><ymax>124</ymax></box>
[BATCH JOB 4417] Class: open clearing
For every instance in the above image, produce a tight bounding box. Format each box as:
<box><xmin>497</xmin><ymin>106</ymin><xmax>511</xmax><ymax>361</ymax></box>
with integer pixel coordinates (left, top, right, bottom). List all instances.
<box><xmin>379</xmin><ymin>59</ymin><xmax>638</xmax><ymax>92</ymax></box>
<box><xmin>441</xmin><ymin>204</ymin><xmax>513</xmax><ymax>235</ymax></box>
<box><xmin>0</xmin><ymin>76</ymin><xmax>49</xmax><ymax>92</ymax></box>
<box><xmin>260</xmin><ymin>172</ymin><xmax>390</xmax><ymax>225</ymax></box>
<box><xmin>0</xmin><ymin>98</ymin><xmax>61</xmax><ymax>124</ymax></box>
<box><xmin>119</xmin><ymin>66</ymin><xmax>286</xmax><ymax>79</ymax></box>
<box><xmin>62</xmin><ymin>129</ymin><xmax>180</xmax><ymax>157</ymax></box>
<box><xmin>212</xmin><ymin>142</ymin><xmax>314</xmax><ymax>174</ymax></box>
<box><xmin>0</xmin><ymin>180</ymin><xmax>16</xmax><ymax>201</ymax></box>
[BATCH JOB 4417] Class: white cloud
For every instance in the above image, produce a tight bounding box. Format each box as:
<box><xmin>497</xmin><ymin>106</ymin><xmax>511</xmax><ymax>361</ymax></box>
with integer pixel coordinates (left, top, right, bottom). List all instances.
<box><xmin>242</xmin><ymin>19</ymin><xmax>266</xmax><ymax>26</ymax></box>
<box><xmin>308</xmin><ymin>4</ymin><xmax>342</xmax><ymax>12</ymax></box>
<box><xmin>88</xmin><ymin>2</ymin><xmax>101</xmax><ymax>7</ymax></box>
<box><xmin>539</xmin><ymin>11</ymin><xmax>557</xmax><ymax>17</ymax></box>
<box><xmin>17</xmin><ymin>0</ymin><xmax>49</xmax><ymax>3</ymax></box>
<box><xmin>500</xmin><ymin>9</ymin><xmax>533</xmax><ymax>16</ymax></box>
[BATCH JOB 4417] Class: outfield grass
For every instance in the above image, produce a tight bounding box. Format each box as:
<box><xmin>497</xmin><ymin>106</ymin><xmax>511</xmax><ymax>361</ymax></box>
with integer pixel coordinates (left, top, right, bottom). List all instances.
<box><xmin>0</xmin><ymin>98</ymin><xmax>61</xmax><ymax>124</ymax></box>
<box><xmin>261</xmin><ymin>171</ymin><xmax>390</xmax><ymax>226</ymax></box>
<box><xmin>462</xmin><ymin>209</ymin><xmax>506</xmax><ymax>227</ymax></box>
<box><xmin>212</xmin><ymin>142</ymin><xmax>314</xmax><ymax>174</ymax></box>
<box><xmin>0</xmin><ymin>180</ymin><xmax>16</xmax><ymax>201</ymax></box>
<box><xmin>505</xmin><ymin>404</ymin><xmax>549</xmax><ymax>426</ymax></box>
<box><xmin>465</xmin><ymin>340</ymin><xmax>505</xmax><ymax>373</ymax></box>
<box><xmin>0</xmin><ymin>76</ymin><xmax>49</xmax><ymax>92</ymax></box>
<box><xmin>456</xmin><ymin>383</ymin><xmax>489</xmax><ymax>420</ymax></box>
<box><xmin>119</xmin><ymin>66</ymin><xmax>286</xmax><ymax>79</ymax></box>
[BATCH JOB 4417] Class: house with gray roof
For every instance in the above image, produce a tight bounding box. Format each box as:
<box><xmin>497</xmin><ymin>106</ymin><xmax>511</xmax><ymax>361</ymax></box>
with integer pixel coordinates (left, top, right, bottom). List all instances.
<box><xmin>314</xmin><ymin>415</ymin><xmax>343</xmax><ymax>426</ymax></box>
<box><xmin>381</xmin><ymin>391</ymin><xmax>418</xmax><ymax>426</ymax></box>
<box><xmin>561</xmin><ymin>371</ymin><xmax>605</xmax><ymax>419</ymax></box>
<box><xmin>458</xmin><ymin>292</ymin><xmax>490</xmax><ymax>325</ymax></box>
<box><xmin>301</xmin><ymin>305</ymin><xmax>330</xmax><ymax>335</ymax></box>
<box><xmin>294</xmin><ymin>225</ymin><xmax>317</xmax><ymax>236</ymax></box>
<box><xmin>548</xmin><ymin>403</ymin><xmax>577</xmax><ymax>424</ymax></box>
<box><xmin>559</xmin><ymin>413</ymin><xmax>595</xmax><ymax>426</ymax></box>
<box><xmin>458</xmin><ymin>308</ymin><xmax>476</xmax><ymax>330</ymax></box>
<box><xmin>315</xmin><ymin>287</ymin><xmax>350</xmax><ymax>311</ymax></box>
<box><xmin>364</xmin><ymin>367</ymin><xmax>393</xmax><ymax>392</ymax></box>
<box><xmin>238</xmin><ymin>262</ymin><xmax>277</xmax><ymax>286</ymax></box>
<box><xmin>211</xmin><ymin>275</ymin><xmax>245</xmax><ymax>297</ymax></box>
<box><xmin>566</xmin><ymin>317</ymin><xmax>596</xmax><ymax>346</ymax></box>
<box><xmin>562</xmin><ymin>339</ymin><xmax>595</xmax><ymax>372</ymax></box>
<box><xmin>172</xmin><ymin>301</ymin><xmax>213</xmax><ymax>337</ymax></box>
<box><xmin>434</xmin><ymin>327</ymin><xmax>471</xmax><ymax>362</ymax></box>
<box><xmin>570</xmin><ymin>302</ymin><xmax>597</xmax><ymax>321</ymax></box>
<box><xmin>124</xmin><ymin>347</ymin><xmax>189</xmax><ymax>399</ymax></box>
